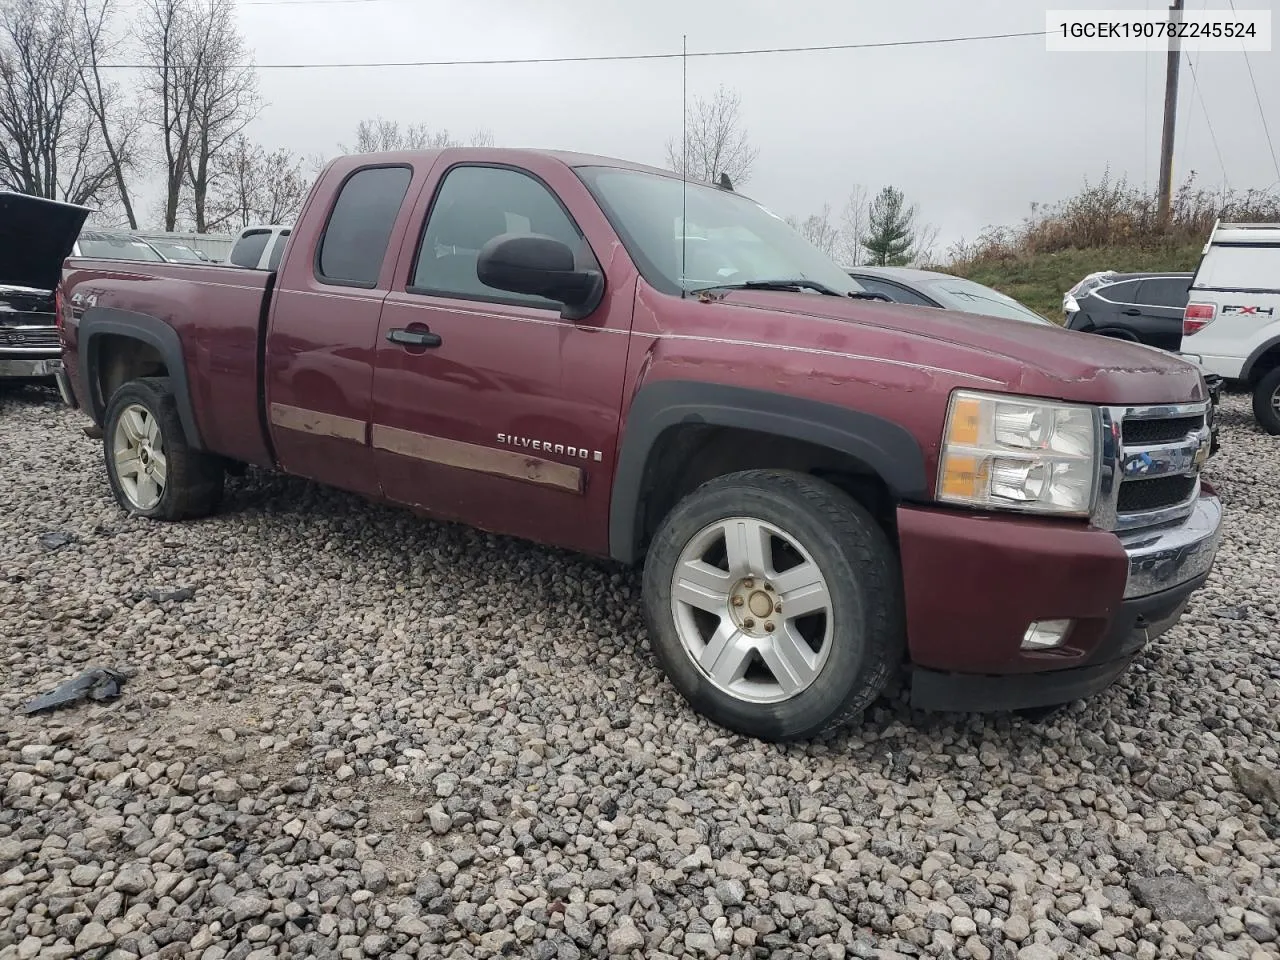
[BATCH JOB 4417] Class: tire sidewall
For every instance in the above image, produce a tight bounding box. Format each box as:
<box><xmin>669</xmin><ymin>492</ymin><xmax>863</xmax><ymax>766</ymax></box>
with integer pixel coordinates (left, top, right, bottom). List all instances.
<box><xmin>103</xmin><ymin>382</ymin><xmax>180</xmax><ymax>519</ymax></box>
<box><xmin>1255</xmin><ymin>369</ymin><xmax>1280</xmax><ymax>435</ymax></box>
<box><xmin>642</xmin><ymin>476</ymin><xmax>891</xmax><ymax>741</ymax></box>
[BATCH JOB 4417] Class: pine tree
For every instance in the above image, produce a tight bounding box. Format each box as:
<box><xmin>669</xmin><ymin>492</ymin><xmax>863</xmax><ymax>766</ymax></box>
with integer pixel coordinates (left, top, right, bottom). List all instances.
<box><xmin>862</xmin><ymin>186</ymin><xmax>916</xmax><ymax>266</ymax></box>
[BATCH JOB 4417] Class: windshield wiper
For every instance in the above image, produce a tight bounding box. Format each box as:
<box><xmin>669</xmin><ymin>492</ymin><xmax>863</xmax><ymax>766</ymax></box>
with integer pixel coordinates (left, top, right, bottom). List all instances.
<box><xmin>700</xmin><ymin>279</ymin><xmax>846</xmax><ymax>297</ymax></box>
<box><xmin>698</xmin><ymin>279</ymin><xmax>894</xmax><ymax>302</ymax></box>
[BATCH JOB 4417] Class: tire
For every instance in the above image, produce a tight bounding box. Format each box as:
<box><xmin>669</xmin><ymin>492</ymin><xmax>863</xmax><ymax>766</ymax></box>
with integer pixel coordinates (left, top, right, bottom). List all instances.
<box><xmin>103</xmin><ymin>377</ymin><xmax>224</xmax><ymax>521</ymax></box>
<box><xmin>641</xmin><ymin>469</ymin><xmax>904</xmax><ymax>742</ymax></box>
<box><xmin>1252</xmin><ymin>367</ymin><xmax>1280</xmax><ymax>436</ymax></box>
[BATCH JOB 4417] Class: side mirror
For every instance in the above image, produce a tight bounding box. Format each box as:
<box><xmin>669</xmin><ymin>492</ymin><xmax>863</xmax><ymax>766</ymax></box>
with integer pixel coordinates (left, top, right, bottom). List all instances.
<box><xmin>476</xmin><ymin>233</ymin><xmax>604</xmax><ymax>321</ymax></box>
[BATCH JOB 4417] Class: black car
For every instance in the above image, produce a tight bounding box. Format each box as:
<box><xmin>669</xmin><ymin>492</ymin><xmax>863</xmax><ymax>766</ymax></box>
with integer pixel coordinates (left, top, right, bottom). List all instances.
<box><xmin>0</xmin><ymin>192</ymin><xmax>91</xmax><ymax>389</ymax></box>
<box><xmin>1062</xmin><ymin>271</ymin><xmax>1193</xmax><ymax>352</ymax></box>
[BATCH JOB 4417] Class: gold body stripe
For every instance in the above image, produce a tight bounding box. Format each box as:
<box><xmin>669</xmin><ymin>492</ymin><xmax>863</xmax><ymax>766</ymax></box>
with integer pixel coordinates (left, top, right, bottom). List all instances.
<box><xmin>270</xmin><ymin>404</ymin><xmax>586</xmax><ymax>494</ymax></box>
<box><xmin>370</xmin><ymin>425</ymin><xmax>584</xmax><ymax>494</ymax></box>
<box><xmin>269</xmin><ymin>402</ymin><xmax>367</xmax><ymax>442</ymax></box>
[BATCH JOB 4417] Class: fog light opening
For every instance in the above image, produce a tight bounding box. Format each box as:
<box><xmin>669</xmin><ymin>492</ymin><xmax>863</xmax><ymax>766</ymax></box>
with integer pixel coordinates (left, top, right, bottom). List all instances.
<box><xmin>1022</xmin><ymin>619</ymin><xmax>1073</xmax><ymax>650</ymax></box>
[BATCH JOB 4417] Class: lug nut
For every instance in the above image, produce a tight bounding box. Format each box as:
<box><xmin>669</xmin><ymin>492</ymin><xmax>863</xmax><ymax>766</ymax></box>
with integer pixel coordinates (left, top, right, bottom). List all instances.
<box><xmin>744</xmin><ymin>577</ymin><xmax>754</xmax><ymax>588</ymax></box>
<box><xmin>764</xmin><ymin>583</ymin><xmax>774</xmax><ymax>591</ymax></box>
<box><xmin>764</xmin><ymin>622</ymin><xmax>776</xmax><ymax>633</ymax></box>
<box><xmin>774</xmin><ymin>603</ymin><xmax>783</xmax><ymax>614</ymax></box>
<box><xmin>744</xmin><ymin>618</ymin><xmax>755</xmax><ymax>629</ymax></box>
<box><xmin>731</xmin><ymin>596</ymin><xmax>744</xmax><ymax>607</ymax></box>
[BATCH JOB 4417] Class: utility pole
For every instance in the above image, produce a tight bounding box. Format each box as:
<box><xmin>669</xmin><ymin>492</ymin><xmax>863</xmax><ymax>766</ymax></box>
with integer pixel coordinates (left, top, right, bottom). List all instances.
<box><xmin>1156</xmin><ymin>0</ymin><xmax>1184</xmax><ymax>228</ymax></box>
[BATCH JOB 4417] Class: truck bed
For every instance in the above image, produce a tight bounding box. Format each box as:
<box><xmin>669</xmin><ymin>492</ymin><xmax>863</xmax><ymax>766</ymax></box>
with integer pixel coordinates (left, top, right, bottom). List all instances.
<box><xmin>61</xmin><ymin>259</ymin><xmax>276</xmax><ymax>468</ymax></box>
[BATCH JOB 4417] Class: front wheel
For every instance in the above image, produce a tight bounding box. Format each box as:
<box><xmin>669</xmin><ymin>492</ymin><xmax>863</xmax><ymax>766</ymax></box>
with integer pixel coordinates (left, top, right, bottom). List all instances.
<box><xmin>1252</xmin><ymin>367</ymin><xmax>1280</xmax><ymax>436</ymax></box>
<box><xmin>103</xmin><ymin>377</ymin><xmax>224</xmax><ymax>520</ymax></box>
<box><xmin>642</xmin><ymin>469</ymin><xmax>904</xmax><ymax>742</ymax></box>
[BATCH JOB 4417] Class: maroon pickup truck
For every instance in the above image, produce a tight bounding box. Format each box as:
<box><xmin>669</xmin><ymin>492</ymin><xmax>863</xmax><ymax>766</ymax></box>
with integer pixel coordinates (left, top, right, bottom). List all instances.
<box><xmin>56</xmin><ymin>148</ymin><xmax>1223</xmax><ymax>741</ymax></box>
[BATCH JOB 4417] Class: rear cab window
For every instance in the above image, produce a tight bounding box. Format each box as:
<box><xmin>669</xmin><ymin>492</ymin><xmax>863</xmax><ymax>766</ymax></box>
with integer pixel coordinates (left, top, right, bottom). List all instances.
<box><xmin>317</xmin><ymin>166</ymin><xmax>413</xmax><ymax>287</ymax></box>
<box><xmin>230</xmin><ymin>231</ymin><xmax>271</xmax><ymax>268</ymax></box>
<box><xmin>266</xmin><ymin>230</ymin><xmax>292</xmax><ymax>271</ymax></box>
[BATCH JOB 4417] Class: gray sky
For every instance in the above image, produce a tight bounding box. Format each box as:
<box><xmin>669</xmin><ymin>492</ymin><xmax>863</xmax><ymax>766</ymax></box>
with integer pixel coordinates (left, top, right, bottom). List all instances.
<box><xmin>179</xmin><ymin>0</ymin><xmax>1280</xmax><ymax>253</ymax></box>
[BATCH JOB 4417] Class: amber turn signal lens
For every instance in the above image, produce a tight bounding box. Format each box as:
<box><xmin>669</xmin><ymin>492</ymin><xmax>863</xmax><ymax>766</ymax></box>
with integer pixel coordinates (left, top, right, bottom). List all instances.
<box><xmin>946</xmin><ymin>396</ymin><xmax>981</xmax><ymax>446</ymax></box>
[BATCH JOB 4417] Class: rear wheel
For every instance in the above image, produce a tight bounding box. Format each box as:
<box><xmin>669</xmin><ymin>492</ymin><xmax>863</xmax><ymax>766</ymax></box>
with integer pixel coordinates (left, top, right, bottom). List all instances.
<box><xmin>642</xmin><ymin>469</ymin><xmax>903</xmax><ymax>742</ymax></box>
<box><xmin>103</xmin><ymin>377</ymin><xmax>224</xmax><ymax>520</ymax></box>
<box><xmin>1252</xmin><ymin>367</ymin><xmax>1280</xmax><ymax>435</ymax></box>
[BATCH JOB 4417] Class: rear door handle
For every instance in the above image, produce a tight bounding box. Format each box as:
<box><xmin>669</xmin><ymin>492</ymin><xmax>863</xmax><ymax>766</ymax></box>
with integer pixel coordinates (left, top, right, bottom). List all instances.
<box><xmin>387</xmin><ymin>327</ymin><xmax>442</xmax><ymax>348</ymax></box>
<box><xmin>1121</xmin><ymin>308</ymin><xmax>1141</xmax><ymax>316</ymax></box>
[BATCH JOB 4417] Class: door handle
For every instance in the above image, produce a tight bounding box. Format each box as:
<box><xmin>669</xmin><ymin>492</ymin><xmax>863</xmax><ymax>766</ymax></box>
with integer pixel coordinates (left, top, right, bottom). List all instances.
<box><xmin>1121</xmin><ymin>308</ymin><xmax>1141</xmax><ymax>316</ymax></box>
<box><xmin>387</xmin><ymin>327</ymin><xmax>442</xmax><ymax>348</ymax></box>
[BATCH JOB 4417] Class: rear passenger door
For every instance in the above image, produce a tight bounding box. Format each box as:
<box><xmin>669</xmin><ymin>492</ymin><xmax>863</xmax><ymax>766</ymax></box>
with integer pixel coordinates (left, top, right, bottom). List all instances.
<box><xmin>1133</xmin><ymin>277</ymin><xmax>1191</xmax><ymax>352</ymax></box>
<box><xmin>264</xmin><ymin>163</ymin><xmax>419</xmax><ymax>497</ymax></box>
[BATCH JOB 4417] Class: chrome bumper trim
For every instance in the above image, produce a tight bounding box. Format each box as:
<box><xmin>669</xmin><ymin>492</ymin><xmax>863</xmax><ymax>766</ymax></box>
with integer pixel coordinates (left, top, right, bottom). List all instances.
<box><xmin>1119</xmin><ymin>493</ymin><xmax>1223</xmax><ymax>599</ymax></box>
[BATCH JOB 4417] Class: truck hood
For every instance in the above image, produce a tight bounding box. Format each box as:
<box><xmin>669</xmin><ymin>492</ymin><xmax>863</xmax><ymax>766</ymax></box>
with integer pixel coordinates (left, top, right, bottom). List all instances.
<box><xmin>719</xmin><ymin>290</ymin><xmax>1208</xmax><ymax>404</ymax></box>
<box><xmin>0</xmin><ymin>191</ymin><xmax>92</xmax><ymax>293</ymax></box>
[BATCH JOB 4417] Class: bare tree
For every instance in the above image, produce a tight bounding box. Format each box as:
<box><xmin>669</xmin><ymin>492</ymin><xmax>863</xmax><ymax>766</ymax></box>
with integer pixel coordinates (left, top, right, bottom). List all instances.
<box><xmin>785</xmin><ymin>204</ymin><xmax>841</xmax><ymax>257</ymax></box>
<box><xmin>77</xmin><ymin>0</ymin><xmax>141</xmax><ymax>227</ymax></box>
<box><xmin>182</xmin><ymin>0</ymin><xmax>259</xmax><ymax>231</ymax></box>
<box><xmin>0</xmin><ymin>0</ymin><xmax>117</xmax><ymax>207</ymax></box>
<box><xmin>338</xmin><ymin>117</ymin><xmax>493</xmax><ymax>154</ymax></box>
<box><xmin>838</xmin><ymin>185</ymin><xmax>869</xmax><ymax>266</ymax></box>
<box><xmin>665</xmin><ymin>85</ymin><xmax>758</xmax><ymax>187</ymax></box>
<box><xmin>137</xmin><ymin>0</ymin><xmax>260</xmax><ymax>231</ymax></box>
<box><xmin>138</xmin><ymin>0</ymin><xmax>193</xmax><ymax>230</ymax></box>
<box><xmin>206</xmin><ymin>135</ymin><xmax>309</xmax><ymax>229</ymax></box>
<box><xmin>911</xmin><ymin>223</ymin><xmax>941</xmax><ymax>267</ymax></box>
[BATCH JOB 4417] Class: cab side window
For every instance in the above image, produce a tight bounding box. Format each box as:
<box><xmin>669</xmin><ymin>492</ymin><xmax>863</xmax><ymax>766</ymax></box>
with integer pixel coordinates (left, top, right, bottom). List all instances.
<box><xmin>317</xmin><ymin>166</ymin><xmax>413</xmax><ymax>287</ymax></box>
<box><xmin>411</xmin><ymin>165</ymin><xmax>595</xmax><ymax>310</ymax></box>
<box><xmin>1136</xmin><ymin>277</ymin><xmax>1190</xmax><ymax>308</ymax></box>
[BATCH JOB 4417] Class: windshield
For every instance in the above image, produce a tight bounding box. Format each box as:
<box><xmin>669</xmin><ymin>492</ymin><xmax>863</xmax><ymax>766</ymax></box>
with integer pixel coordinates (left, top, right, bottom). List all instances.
<box><xmin>78</xmin><ymin>235</ymin><xmax>165</xmax><ymax>262</ymax></box>
<box><xmin>577</xmin><ymin>165</ymin><xmax>865</xmax><ymax>297</ymax></box>
<box><xmin>921</xmin><ymin>277</ymin><xmax>1051</xmax><ymax>325</ymax></box>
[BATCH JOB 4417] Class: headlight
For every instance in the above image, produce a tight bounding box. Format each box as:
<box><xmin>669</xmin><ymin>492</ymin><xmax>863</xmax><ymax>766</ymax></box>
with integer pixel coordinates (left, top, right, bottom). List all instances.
<box><xmin>938</xmin><ymin>390</ymin><xmax>1099</xmax><ymax>516</ymax></box>
<box><xmin>1063</xmin><ymin>294</ymin><xmax>1079</xmax><ymax>313</ymax></box>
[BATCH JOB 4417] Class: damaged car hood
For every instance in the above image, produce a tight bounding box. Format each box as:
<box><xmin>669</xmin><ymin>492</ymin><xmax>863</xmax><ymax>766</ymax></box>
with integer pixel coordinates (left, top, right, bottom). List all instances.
<box><xmin>0</xmin><ymin>191</ymin><xmax>92</xmax><ymax>293</ymax></box>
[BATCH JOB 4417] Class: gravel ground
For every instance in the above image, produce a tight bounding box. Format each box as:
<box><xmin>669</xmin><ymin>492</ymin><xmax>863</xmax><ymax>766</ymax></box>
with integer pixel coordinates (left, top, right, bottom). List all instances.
<box><xmin>2</xmin><ymin>381</ymin><xmax>1279</xmax><ymax>960</ymax></box>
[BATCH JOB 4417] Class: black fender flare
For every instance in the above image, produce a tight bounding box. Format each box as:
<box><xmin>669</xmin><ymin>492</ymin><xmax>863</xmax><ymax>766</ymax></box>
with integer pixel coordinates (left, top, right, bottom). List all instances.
<box><xmin>608</xmin><ymin>380</ymin><xmax>929</xmax><ymax>564</ymax></box>
<box><xmin>78</xmin><ymin>306</ymin><xmax>204</xmax><ymax>450</ymax></box>
<box><xmin>1242</xmin><ymin>336</ymin><xmax>1280</xmax><ymax>382</ymax></box>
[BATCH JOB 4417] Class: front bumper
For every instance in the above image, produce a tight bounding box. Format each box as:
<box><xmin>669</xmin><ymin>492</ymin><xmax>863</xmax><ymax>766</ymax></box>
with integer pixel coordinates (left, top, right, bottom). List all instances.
<box><xmin>898</xmin><ymin>492</ymin><xmax>1222</xmax><ymax>712</ymax></box>
<box><xmin>0</xmin><ymin>353</ymin><xmax>61</xmax><ymax>378</ymax></box>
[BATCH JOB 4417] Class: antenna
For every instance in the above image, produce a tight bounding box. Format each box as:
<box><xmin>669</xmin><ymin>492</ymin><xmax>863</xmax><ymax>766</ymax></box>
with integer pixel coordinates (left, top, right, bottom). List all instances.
<box><xmin>681</xmin><ymin>33</ymin><xmax>687</xmax><ymax>298</ymax></box>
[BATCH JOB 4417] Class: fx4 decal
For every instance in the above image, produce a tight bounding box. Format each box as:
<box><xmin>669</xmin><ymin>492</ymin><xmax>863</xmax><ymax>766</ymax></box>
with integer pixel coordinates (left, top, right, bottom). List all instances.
<box><xmin>1223</xmin><ymin>305</ymin><xmax>1276</xmax><ymax>317</ymax></box>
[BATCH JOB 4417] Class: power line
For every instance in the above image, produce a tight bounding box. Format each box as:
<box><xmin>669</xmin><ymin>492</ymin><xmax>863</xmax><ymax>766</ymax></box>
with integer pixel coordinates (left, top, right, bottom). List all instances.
<box><xmin>1227</xmin><ymin>0</ymin><xmax>1280</xmax><ymax>183</ymax></box>
<box><xmin>1184</xmin><ymin>53</ymin><xmax>1228</xmax><ymax>193</ymax></box>
<box><xmin>93</xmin><ymin>29</ymin><xmax>1049</xmax><ymax>70</ymax></box>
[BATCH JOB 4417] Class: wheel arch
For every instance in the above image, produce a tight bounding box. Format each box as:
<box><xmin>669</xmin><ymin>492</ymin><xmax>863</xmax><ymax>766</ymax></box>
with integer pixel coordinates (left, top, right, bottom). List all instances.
<box><xmin>79</xmin><ymin>306</ymin><xmax>204</xmax><ymax>450</ymax></box>
<box><xmin>608</xmin><ymin>380</ymin><xmax>928</xmax><ymax>564</ymax></box>
<box><xmin>1242</xmin><ymin>336</ymin><xmax>1280</xmax><ymax>384</ymax></box>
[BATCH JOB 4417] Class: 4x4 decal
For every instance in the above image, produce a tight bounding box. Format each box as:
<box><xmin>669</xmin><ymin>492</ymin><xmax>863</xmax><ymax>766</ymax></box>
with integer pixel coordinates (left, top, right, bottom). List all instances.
<box><xmin>1223</xmin><ymin>305</ymin><xmax>1276</xmax><ymax>317</ymax></box>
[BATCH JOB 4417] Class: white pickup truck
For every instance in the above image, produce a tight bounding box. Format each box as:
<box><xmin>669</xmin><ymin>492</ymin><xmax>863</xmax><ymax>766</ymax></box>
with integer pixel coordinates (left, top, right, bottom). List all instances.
<box><xmin>1180</xmin><ymin>221</ymin><xmax>1280</xmax><ymax>433</ymax></box>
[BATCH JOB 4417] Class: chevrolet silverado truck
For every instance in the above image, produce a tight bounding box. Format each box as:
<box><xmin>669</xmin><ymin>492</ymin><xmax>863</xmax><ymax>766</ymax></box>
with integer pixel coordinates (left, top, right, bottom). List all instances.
<box><xmin>0</xmin><ymin>191</ymin><xmax>89</xmax><ymax>391</ymax></box>
<box><xmin>56</xmin><ymin>148</ymin><xmax>1224</xmax><ymax>742</ymax></box>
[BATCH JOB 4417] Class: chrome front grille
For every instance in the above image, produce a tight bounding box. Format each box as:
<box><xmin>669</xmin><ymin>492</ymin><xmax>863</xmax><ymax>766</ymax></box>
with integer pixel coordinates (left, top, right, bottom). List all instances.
<box><xmin>0</xmin><ymin>325</ymin><xmax>59</xmax><ymax>350</ymax></box>
<box><xmin>1093</xmin><ymin>400</ymin><xmax>1212</xmax><ymax>532</ymax></box>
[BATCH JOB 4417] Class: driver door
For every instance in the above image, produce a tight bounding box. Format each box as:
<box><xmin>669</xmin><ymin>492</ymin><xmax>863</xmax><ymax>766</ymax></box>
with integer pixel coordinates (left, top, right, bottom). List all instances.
<box><xmin>371</xmin><ymin>160</ymin><xmax>633</xmax><ymax>555</ymax></box>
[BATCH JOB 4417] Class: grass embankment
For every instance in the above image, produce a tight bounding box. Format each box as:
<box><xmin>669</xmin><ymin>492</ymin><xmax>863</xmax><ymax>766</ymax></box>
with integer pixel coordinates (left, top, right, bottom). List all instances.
<box><xmin>951</xmin><ymin>242</ymin><xmax>1205</xmax><ymax>322</ymax></box>
<box><xmin>935</xmin><ymin>172</ymin><xmax>1279</xmax><ymax>323</ymax></box>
